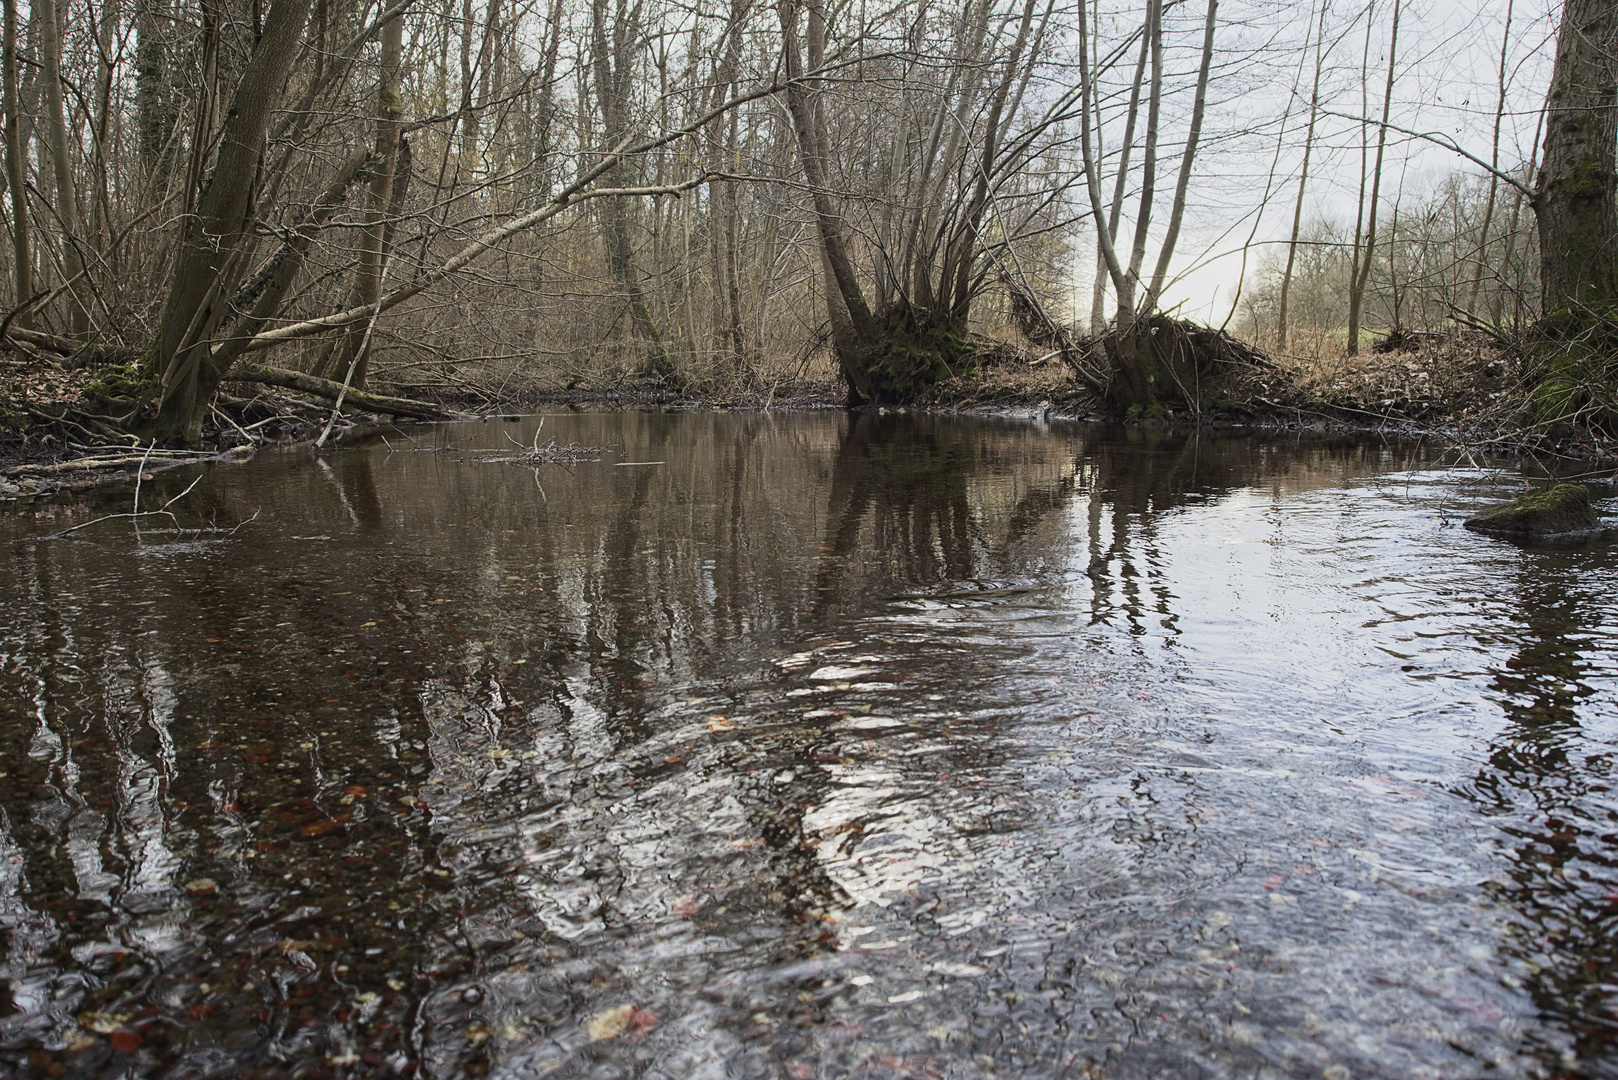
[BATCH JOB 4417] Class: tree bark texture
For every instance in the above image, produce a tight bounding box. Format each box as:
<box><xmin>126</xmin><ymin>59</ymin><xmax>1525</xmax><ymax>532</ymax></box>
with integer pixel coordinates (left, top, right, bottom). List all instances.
<box><xmin>327</xmin><ymin>10</ymin><xmax>406</xmax><ymax>389</ymax></box>
<box><xmin>591</xmin><ymin>0</ymin><xmax>674</xmax><ymax>379</ymax></box>
<box><xmin>1535</xmin><ymin>0</ymin><xmax>1618</xmax><ymax>313</ymax></box>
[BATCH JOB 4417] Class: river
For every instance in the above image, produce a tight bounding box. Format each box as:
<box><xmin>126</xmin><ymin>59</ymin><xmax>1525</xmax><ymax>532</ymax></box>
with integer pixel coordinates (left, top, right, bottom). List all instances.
<box><xmin>1</xmin><ymin>411</ymin><xmax>1615</xmax><ymax>1079</ymax></box>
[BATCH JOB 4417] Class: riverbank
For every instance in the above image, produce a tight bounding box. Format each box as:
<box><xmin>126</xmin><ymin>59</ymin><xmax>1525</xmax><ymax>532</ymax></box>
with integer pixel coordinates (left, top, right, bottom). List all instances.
<box><xmin>4</xmin><ymin>333</ymin><xmax>1615</xmax><ymax>498</ymax></box>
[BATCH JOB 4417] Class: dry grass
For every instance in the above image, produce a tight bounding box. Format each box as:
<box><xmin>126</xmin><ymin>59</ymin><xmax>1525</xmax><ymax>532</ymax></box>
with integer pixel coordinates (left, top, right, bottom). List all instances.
<box><xmin>1239</xmin><ymin>331</ymin><xmax>1525</xmax><ymax>425</ymax></box>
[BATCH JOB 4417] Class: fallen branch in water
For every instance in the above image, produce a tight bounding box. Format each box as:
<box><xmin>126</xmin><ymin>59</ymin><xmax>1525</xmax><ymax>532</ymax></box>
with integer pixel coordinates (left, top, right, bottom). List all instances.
<box><xmin>477</xmin><ymin>418</ymin><xmax>606</xmax><ymax>466</ymax></box>
<box><xmin>228</xmin><ymin>364</ymin><xmax>454</xmax><ymax>420</ymax></box>
<box><xmin>22</xmin><ymin>443</ymin><xmax>205</xmax><ymax>540</ymax></box>
<box><xmin>5</xmin><ymin>448</ymin><xmax>216</xmax><ymax>478</ymax></box>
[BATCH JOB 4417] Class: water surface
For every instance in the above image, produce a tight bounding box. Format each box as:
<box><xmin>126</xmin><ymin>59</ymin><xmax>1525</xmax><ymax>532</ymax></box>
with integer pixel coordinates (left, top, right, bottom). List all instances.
<box><xmin>2</xmin><ymin>412</ymin><xmax>1616</xmax><ymax>1079</ymax></box>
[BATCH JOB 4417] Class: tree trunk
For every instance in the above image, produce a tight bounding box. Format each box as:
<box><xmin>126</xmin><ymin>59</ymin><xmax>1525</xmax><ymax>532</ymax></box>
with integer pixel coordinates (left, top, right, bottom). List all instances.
<box><xmin>1466</xmin><ymin>0</ymin><xmax>1513</xmax><ymax>314</ymax></box>
<box><xmin>208</xmin><ymin>147</ymin><xmax>373</xmax><ymax>375</ymax></box>
<box><xmin>724</xmin><ymin>130</ymin><xmax>744</xmax><ymax>366</ymax></box>
<box><xmin>1495</xmin><ymin>108</ymin><xmax>1543</xmax><ymax>327</ymax></box>
<box><xmin>135</xmin><ymin>0</ymin><xmax>175</xmax><ymax>177</ymax></box>
<box><xmin>1118</xmin><ymin>0</ymin><xmax>1162</xmax><ymax>322</ymax></box>
<box><xmin>1090</xmin><ymin>20</ymin><xmax>1149</xmax><ymax>335</ymax></box>
<box><xmin>1535</xmin><ymin>0</ymin><xmax>1618</xmax><ymax>314</ymax></box>
<box><xmin>37</xmin><ymin>0</ymin><xmax>90</xmax><ymax>336</ymax></box>
<box><xmin>141</xmin><ymin>0</ymin><xmax>315</xmax><ymax>441</ymax></box>
<box><xmin>1346</xmin><ymin>0</ymin><xmax>1400</xmax><ymax>356</ymax></box>
<box><xmin>1080</xmin><ymin>0</ymin><xmax>1218</xmax><ymax>412</ymax></box>
<box><xmin>325</xmin><ymin>10</ymin><xmax>405</xmax><ymax>389</ymax></box>
<box><xmin>779</xmin><ymin>0</ymin><xmax>876</xmax><ymax>402</ymax></box>
<box><xmin>1141</xmin><ymin>0</ymin><xmax>1217</xmax><ymax>315</ymax></box>
<box><xmin>1278</xmin><ymin>0</ymin><xmax>1327</xmax><ymax>350</ymax></box>
<box><xmin>591</xmin><ymin>0</ymin><xmax>674</xmax><ymax>380</ymax></box>
<box><xmin>2</xmin><ymin>0</ymin><xmax>31</xmax><ymax>328</ymax></box>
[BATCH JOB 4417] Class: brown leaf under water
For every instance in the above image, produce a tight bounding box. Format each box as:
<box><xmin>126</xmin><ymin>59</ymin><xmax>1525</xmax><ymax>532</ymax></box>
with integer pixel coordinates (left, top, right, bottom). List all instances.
<box><xmin>584</xmin><ymin>1004</ymin><xmax>659</xmax><ymax>1043</ymax></box>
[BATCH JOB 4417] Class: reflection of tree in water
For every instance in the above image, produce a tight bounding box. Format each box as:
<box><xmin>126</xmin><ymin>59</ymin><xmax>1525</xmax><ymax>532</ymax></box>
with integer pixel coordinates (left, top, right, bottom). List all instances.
<box><xmin>1</xmin><ymin>416</ymin><xmax>1454</xmax><ymax>1077</ymax></box>
<box><xmin>1076</xmin><ymin>427</ymin><xmax>1293</xmax><ymax>637</ymax></box>
<box><xmin>1466</xmin><ymin>557</ymin><xmax>1618</xmax><ymax>1071</ymax></box>
<box><xmin>811</xmin><ymin>417</ymin><xmax>1338</xmax><ymax>634</ymax></box>
<box><xmin>813</xmin><ymin>414</ymin><xmax>982</xmax><ymax>614</ymax></box>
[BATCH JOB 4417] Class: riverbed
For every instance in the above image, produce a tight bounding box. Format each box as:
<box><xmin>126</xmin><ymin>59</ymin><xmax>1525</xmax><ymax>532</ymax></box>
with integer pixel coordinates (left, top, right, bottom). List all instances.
<box><xmin>2</xmin><ymin>411</ymin><xmax>1615</xmax><ymax>1079</ymax></box>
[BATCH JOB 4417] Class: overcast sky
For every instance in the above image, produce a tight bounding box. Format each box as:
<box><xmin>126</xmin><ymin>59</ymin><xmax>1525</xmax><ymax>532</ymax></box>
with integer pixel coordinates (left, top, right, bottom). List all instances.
<box><xmin>1060</xmin><ymin>0</ymin><xmax>1561</xmax><ymax>323</ymax></box>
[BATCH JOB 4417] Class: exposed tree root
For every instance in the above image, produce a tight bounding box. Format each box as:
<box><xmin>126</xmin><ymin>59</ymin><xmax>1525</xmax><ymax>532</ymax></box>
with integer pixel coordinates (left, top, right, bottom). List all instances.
<box><xmin>1002</xmin><ymin>273</ymin><xmax>1273</xmax><ymax>411</ymax></box>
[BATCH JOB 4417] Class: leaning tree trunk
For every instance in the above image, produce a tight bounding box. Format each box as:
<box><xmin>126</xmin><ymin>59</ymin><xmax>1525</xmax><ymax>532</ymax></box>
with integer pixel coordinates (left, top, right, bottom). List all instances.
<box><xmin>778</xmin><ymin>0</ymin><xmax>877</xmax><ymax>403</ymax></box>
<box><xmin>1535</xmin><ymin>0</ymin><xmax>1618</xmax><ymax>314</ymax></box>
<box><xmin>140</xmin><ymin>0</ymin><xmax>314</xmax><ymax>441</ymax></box>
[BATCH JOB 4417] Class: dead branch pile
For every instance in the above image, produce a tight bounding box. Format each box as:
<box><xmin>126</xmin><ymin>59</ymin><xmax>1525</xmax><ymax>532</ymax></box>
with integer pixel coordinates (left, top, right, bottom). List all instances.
<box><xmin>1002</xmin><ymin>271</ymin><xmax>1276</xmax><ymax>408</ymax></box>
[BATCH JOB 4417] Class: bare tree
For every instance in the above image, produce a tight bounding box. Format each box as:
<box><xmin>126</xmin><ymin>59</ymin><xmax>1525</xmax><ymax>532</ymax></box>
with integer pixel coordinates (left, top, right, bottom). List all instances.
<box><xmin>1079</xmin><ymin>0</ymin><xmax>1220</xmax><ymax>409</ymax></box>
<box><xmin>2</xmin><ymin>0</ymin><xmax>30</xmax><ymax>328</ymax></box>
<box><xmin>1345</xmin><ymin>0</ymin><xmax>1399</xmax><ymax>357</ymax></box>
<box><xmin>1278</xmin><ymin>0</ymin><xmax>1331</xmax><ymax>350</ymax></box>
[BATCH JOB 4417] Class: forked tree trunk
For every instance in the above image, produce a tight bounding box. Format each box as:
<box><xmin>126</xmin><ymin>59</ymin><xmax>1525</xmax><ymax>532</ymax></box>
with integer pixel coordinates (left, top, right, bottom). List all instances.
<box><xmin>141</xmin><ymin>0</ymin><xmax>315</xmax><ymax>441</ymax></box>
<box><xmin>1535</xmin><ymin>0</ymin><xmax>1618</xmax><ymax>314</ymax></box>
<box><xmin>1090</xmin><ymin>21</ymin><xmax>1149</xmax><ymax>335</ymax></box>
<box><xmin>1079</xmin><ymin>0</ymin><xmax>1216</xmax><ymax>411</ymax></box>
<box><xmin>779</xmin><ymin>0</ymin><xmax>877</xmax><ymax>402</ymax></box>
<box><xmin>1140</xmin><ymin>0</ymin><xmax>1217</xmax><ymax>315</ymax></box>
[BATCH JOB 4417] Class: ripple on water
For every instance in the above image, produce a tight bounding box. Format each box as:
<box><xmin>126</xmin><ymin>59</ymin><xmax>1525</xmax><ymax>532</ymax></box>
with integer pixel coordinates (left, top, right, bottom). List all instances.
<box><xmin>0</xmin><ymin>415</ymin><xmax>1614</xmax><ymax>1078</ymax></box>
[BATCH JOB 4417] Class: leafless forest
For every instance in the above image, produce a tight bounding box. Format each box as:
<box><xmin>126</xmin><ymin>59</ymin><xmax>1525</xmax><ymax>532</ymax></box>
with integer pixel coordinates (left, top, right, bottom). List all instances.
<box><xmin>0</xmin><ymin>0</ymin><xmax>1612</xmax><ymax>437</ymax></box>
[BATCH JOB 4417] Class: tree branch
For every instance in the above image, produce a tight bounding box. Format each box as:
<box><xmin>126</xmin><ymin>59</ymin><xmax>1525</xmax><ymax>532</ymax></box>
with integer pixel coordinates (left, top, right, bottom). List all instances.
<box><xmin>227</xmin><ymin>363</ymin><xmax>454</xmax><ymax>418</ymax></box>
<box><xmin>238</xmin><ymin>175</ymin><xmax>712</xmax><ymax>350</ymax></box>
<box><xmin>1316</xmin><ymin>108</ymin><xmax>1535</xmax><ymax>198</ymax></box>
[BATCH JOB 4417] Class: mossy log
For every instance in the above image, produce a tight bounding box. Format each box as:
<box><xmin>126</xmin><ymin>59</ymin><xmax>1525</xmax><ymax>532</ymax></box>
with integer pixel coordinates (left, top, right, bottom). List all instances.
<box><xmin>228</xmin><ymin>364</ymin><xmax>452</xmax><ymax>420</ymax></box>
<box><xmin>1463</xmin><ymin>482</ymin><xmax>1604</xmax><ymax>539</ymax></box>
